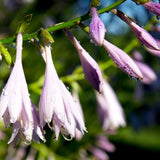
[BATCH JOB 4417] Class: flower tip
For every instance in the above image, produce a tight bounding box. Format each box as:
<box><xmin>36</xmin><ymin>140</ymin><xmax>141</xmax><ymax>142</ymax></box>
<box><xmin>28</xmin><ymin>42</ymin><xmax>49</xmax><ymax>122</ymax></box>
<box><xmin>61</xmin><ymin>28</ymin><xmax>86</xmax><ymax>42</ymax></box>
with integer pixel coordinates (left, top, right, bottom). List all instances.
<box><xmin>89</xmin><ymin>7</ymin><xmax>106</xmax><ymax>46</ymax></box>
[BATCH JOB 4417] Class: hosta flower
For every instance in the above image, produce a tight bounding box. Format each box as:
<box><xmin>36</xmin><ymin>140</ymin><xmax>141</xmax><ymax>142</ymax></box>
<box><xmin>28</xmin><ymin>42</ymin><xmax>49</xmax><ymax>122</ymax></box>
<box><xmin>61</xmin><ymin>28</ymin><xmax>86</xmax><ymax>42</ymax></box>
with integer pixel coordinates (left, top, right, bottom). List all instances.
<box><xmin>0</xmin><ymin>32</ymin><xmax>45</xmax><ymax>146</ymax></box>
<box><xmin>96</xmin><ymin>80</ymin><xmax>126</xmax><ymax>131</ymax></box>
<box><xmin>89</xmin><ymin>7</ymin><xmax>106</xmax><ymax>46</ymax></box>
<box><xmin>72</xmin><ymin>89</ymin><xmax>85</xmax><ymax>141</ymax></box>
<box><xmin>129</xmin><ymin>22</ymin><xmax>160</xmax><ymax>50</ymax></box>
<box><xmin>103</xmin><ymin>39</ymin><xmax>143</xmax><ymax>80</ymax></box>
<box><xmin>65</xmin><ymin>30</ymin><xmax>103</xmax><ymax>92</ymax></box>
<box><xmin>96</xmin><ymin>135</ymin><xmax>115</xmax><ymax>152</ymax></box>
<box><xmin>132</xmin><ymin>51</ymin><xmax>157</xmax><ymax>84</ymax></box>
<box><xmin>112</xmin><ymin>9</ymin><xmax>160</xmax><ymax>50</ymax></box>
<box><xmin>146</xmin><ymin>39</ymin><xmax>160</xmax><ymax>57</ymax></box>
<box><xmin>89</xmin><ymin>146</ymin><xmax>109</xmax><ymax>160</ymax></box>
<box><xmin>142</xmin><ymin>1</ymin><xmax>160</xmax><ymax>16</ymax></box>
<box><xmin>134</xmin><ymin>60</ymin><xmax>157</xmax><ymax>84</ymax></box>
<box><xmin>39</xmin><ymin>43</ymin><xmax>86</xmax><ymax>140</ymax></box>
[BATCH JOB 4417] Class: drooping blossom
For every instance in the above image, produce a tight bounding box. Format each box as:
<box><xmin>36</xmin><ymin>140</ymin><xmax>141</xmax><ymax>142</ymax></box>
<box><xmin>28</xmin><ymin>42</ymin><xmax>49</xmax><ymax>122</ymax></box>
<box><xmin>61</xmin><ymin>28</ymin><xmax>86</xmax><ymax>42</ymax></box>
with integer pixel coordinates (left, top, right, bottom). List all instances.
<box><xmin>103</xmin><ymin>39</ymin><xmax>143</xmax><ymax>80</ymax></box>
<box><xmin>89</xmin><ymin>135</ymin><xmax>115</xmax><ymax>160</ymax></box>
<box><xmin>89</xmin><ymin>7</ymin><xmax>106</xmax><ymax>46</ymax></box>
<box><xmin>146</xmin><ymin>39</ymin><xmax>160</xmax><ymax>57</ymax></box>
<box><xmin>132</xmin><ymin>51</ymin><xmax>157</xmax><ymax>84</ymax></box>
<box><xmin>0</xmin><ymin>32</ymin><xmax>45</xmax><ymax>146</ymax></box>
<box><xmin>96</xmin><ymin>135</ymin><xmax>115</xmax><ymax>153</ymax></box>
<box><xmin>142</xmin><ymin>1</ymin><xmax>160</xmax><ymax>16</ymax></box>
<box><xmin>111</xmin><ymin>9</ymin><xmax>160</xmax><ymax>50</ymax></box>
<box><xmin>96</xmin><ymin>80</ymin><xmax>126</xmax><ymax>131</ymax></box>
<box><xmin>89</xmin><ymin>146</ymin><xmax>109</xmax><ymax>160</ymax></box>
<box><xmin>39</xmin><ymin>43</ymin><xmax>86</xmax><ymax>140</ymax></box>
<box><xmin>65</xmin><ymin>30</ymin><xmax>103</xmax><ymax>92</ymax></box>
<box><xmin>72</xmin><ymin>89</ymin><xmax>85</xmax><ymax>141</ymax></box>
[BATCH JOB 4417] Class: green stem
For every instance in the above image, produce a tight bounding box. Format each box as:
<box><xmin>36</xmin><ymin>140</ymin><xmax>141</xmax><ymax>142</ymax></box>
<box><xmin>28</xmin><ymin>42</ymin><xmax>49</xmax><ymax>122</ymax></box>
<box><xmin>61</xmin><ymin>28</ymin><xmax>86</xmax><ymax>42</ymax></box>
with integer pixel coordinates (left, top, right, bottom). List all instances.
<box><xmin>0</xmin><ymin>0</ymin><xmax>125</xmax><ymax>44</ymax></box>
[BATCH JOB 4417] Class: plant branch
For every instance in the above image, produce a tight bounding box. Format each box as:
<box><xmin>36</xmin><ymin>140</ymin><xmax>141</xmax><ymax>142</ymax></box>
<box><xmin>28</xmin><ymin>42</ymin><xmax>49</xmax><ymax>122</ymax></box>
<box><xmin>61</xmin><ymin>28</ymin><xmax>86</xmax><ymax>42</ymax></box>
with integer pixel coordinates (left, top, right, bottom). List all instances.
<box><xmin>0</xmin><ymin>0</ymin><xmax>125</xmax><ymax>44</ymax></box>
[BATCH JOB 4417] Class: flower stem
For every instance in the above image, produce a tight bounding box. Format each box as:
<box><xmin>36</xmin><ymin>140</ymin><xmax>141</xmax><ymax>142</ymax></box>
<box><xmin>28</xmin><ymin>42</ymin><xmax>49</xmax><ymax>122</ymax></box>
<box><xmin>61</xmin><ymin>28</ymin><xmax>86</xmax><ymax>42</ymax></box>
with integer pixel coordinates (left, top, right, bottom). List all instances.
<box><xmin>0</xmin><ymin>0</ymin><xmax>126</xmax><ymax>44</ymax></box>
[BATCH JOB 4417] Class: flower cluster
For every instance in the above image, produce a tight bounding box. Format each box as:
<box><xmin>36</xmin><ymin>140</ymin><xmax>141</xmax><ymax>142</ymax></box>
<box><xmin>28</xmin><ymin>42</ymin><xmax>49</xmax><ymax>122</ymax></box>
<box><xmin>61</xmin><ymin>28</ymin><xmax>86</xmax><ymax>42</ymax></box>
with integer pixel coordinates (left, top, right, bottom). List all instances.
<box><xmin>0</xmin><ymin>32</ymin><xmax>87</xmax><ymax>146</ymax></box>
<box><xmin>0</xmin><ymin>1</ymin><xmax>159</xmax><ymax>159</ymax></box>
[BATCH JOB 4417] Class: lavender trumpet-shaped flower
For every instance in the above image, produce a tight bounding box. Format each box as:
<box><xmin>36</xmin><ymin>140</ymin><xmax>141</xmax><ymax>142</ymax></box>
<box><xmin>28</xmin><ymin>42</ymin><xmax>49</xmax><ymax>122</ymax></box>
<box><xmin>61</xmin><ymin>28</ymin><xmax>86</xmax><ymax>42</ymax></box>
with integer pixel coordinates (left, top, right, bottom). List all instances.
<box><xmin>132</xmin><ymin>51</ymin><xmax>157</xmax><ymax>84</ymax></box>
<box><xmin>142</xmin><ymin>1</ymin><xmax>160</xmax><ymax>16</ymax></box>
<box><xmin>111</xmin><ymin>9</ymin><xmax>160</xmax><ymax>50</ymax></box>
<box><xmin>96</xmin><ymin>80</ymin><xmax>126</xmax><ymax>131</ymax></box>
<box><xmin>39</xmin><ymin>43</ymin><xmax>86</xmax><ymax>140</ymax></box>
<box><xmin>0</xmin><ymin>32</ymin><xmax>45</xmax><ymax>146</ymax></box>
<box><xmin>65</xmin><ymin>30</ymin><xmax>103</xmax><ymax>92</ymax></box>
<box><xmin>89</xmin><ymin>7</ymin><xmax>106</xmax><ymax>46</ymax></box>
<box><xmin>103</xmin><ymin>39</ymin><xmax>143</xmax><ymax>80</ymax></box>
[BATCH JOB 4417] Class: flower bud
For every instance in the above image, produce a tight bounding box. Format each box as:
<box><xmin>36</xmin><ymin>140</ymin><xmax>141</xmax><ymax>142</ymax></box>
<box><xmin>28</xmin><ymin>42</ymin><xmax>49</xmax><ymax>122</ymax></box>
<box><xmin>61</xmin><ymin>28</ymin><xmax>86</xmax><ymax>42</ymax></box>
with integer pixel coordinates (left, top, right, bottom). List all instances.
<box><xmin>103</xmin><ymin>39</ymin><xmax>143</xmax><ymax>80</ymax></box>
<box><xmin>89</xmin><ymin>7</ymin><xmax>106</xmax><ymax>46</ymax></box>
<box><xmin>112</xmin><ymin>9</ymin><xmax>160</xmax><ymax>50</ymax></box>
<box><xmin>142</xmin><ymin>2</ymin><xmax>160</xmax><ymax>16</ymax></box>
<box><xmin>65</xmin><ymin>30</ymin><xmax>103</xmax><ymax>92</ymax></box>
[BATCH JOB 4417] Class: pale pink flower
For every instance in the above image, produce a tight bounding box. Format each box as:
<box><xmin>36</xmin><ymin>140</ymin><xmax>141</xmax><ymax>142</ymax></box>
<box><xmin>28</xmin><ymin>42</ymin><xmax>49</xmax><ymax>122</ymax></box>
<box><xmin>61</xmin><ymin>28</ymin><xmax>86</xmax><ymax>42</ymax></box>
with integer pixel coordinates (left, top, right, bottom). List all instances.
<box><xmin>39</xmin><ymin>44</ymin><xmax>86</xmax><ymax>140</ymax></box>
<box><xmin>96</xmin><ymin>80</ymin><xmax>126</xmax><ymax>131</ymax></box>
<box><xmin>65</xmin><ymin>30</ymin><xmax>103</xmax><ymax>92</ymax></box>
<box><xmin>0</xmin><ymin>32</ymin><xmax>45</xmax><ymax>146</ymax></box>
<box><xmin>89</xmin><ymin>7</ymin><xmax>106</xmax><ymax>46</ymax></box>
<box><xmin>103</xmin><ymin>39</ymin><xmax>143</xmax><ymax>80</ymax></box>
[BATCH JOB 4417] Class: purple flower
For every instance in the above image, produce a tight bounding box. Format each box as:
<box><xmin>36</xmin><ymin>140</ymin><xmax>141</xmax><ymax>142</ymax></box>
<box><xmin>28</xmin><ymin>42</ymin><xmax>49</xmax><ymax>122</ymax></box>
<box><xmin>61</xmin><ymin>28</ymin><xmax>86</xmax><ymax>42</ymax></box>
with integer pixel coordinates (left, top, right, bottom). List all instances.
<box><xmin>72</xmin><ymin>89</ymin><xmax>85</xmax><ymax>141</ymax></box>
<box><xmin>65</xmin><ymin>30</ymin><xmax>103</xmax><ymax>92</ymax></box>
<box><xmin>132</xmin><ymin>51</ymin><xmax>157</xmax><ymax>84</ymax></box>
<box><xmin>0</xmin><ymin>32</ymin><xmax>45</xmax><ymax>146</ymax></box>
<box><xmin>89</xmin><ymin>7</ymin><xmax>106</xmax><ymax>46</ymax></box>
<box><xmin>134</xmin><ymin>61</ymin><xmax>157</xmax><ymax>84</ymax></box>
<box><xmin>112</xmin><ymin>9</ymin><xmax>160</xmax><ymax>50</ymax></box>
<box><xmin>103</xmin><ymin>39</ymin><xmax>143</xmax><ymax>80</ymax></box>
<box><xmin>129</xmin><ymin>22</ymin><xmax>160</xmax><ymax>50</ymax></box>
<box><xmin>96</xmin><ymin>80</ymin><xmax>126</xmax><ymax>131</ymax></box>
<box><xmin>96</xmin><ymin>135</ymin><xmax>115</xmax><ymax>152</ymax></box>
<box><xmin>143</xmin><ymin>1</ymin><xmax>160</xmax><ymax>16</ymax></box>
<box><xmin>89</xmin><ymin>146</ymin><xmax>109</xmax><ymax>160</ymax></box>
<box><xmin>39</xmin><ymin>44</ymin><xmax>86</xmax><ymax>140</ymax></box>
<box><xmin>90</xmin><ymin>147</ymin><xmax>109</xmax><ymax>160</ymax></box>
<box><xmin>146</xmin><ymin>39</ymin><xmax>160</xmax><ymax>57</ymax></box>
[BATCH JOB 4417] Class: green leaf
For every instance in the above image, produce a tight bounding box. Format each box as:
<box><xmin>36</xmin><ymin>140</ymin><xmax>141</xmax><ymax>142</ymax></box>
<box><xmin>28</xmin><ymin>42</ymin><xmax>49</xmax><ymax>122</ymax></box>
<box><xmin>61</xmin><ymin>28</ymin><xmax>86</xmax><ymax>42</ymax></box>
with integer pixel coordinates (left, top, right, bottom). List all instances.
<box><xmin>16</xmin><ymin>14</ymin><xmax>32</xmax><ymax>33</ymax></box>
